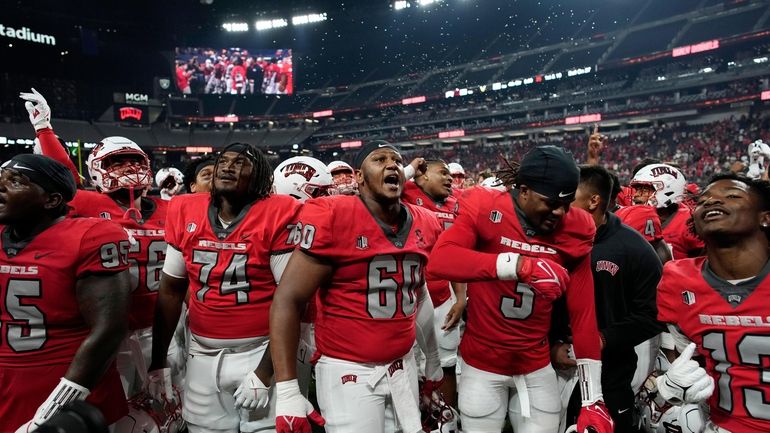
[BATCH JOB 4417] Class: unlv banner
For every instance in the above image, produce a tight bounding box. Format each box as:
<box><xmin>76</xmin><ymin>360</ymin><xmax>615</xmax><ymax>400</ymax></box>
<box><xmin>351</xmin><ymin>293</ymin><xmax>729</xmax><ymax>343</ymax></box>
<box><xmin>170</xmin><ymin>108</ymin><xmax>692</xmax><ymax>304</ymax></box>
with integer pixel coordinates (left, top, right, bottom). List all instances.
<box><xmin>114</xmin><ymin>104</ymin><xmax>148</xmax><ymax>124</ymax></box>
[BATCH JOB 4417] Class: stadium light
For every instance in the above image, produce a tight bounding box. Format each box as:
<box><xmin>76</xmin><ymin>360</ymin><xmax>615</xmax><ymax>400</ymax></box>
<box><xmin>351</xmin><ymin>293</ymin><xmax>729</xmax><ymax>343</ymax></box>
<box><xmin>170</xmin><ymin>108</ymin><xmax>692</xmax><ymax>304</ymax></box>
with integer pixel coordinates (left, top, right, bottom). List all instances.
<box><xmin>292</xmin><ymin>13</ymin><xmax>327</xmax><ymax>26</ymax></box>
<box><xmin>222</xmin><ymin>22</ymin><xmax>248</xmax><ymax>32</ymax></box>
<box><xmin>255</xmin><ymin>18</ymin><xmax>288</xmax><ymax>31</ymax></box>
<box><xmin>394</xmin><ymin>1</ymin><xmax>410</xmax><ymax>9</ymax></box>
<box><xmin>417</xmin><ymin>0</ymin><xmax>439</xmax><ymax>6</ymax></box>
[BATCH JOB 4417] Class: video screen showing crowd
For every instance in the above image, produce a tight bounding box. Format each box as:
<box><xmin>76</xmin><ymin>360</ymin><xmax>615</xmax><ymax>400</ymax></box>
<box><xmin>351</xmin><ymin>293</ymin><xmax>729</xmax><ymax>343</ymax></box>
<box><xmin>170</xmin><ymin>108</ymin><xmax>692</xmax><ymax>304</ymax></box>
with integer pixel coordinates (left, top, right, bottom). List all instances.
<box><xmin>174</xmin><ymin>47</ymin><xmax>294</xmax><ymax>95</ymax></box>
<box><xmin>3</xmin><ymin>88</ymin><xmax>770</xmax><ymax>433</ymax></box>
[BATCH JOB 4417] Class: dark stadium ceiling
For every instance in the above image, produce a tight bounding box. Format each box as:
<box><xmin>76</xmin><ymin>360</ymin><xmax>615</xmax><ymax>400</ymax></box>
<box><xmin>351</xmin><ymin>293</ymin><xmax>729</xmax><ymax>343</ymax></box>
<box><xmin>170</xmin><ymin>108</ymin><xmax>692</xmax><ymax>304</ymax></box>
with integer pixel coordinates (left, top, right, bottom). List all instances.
<box><xmin>3</xmin><ymin>0</ymin><xmax>705</xmax><ymax>92</ymax></box>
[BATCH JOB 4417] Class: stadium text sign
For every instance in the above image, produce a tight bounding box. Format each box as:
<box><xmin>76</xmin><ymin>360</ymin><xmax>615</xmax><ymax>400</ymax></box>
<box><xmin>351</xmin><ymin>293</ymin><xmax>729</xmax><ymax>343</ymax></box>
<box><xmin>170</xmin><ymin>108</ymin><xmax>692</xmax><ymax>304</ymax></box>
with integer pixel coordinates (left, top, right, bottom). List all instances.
<box><xmin>438</xmin><ymin>129</ymin><xmax>465</xmax><ymax>139</ymax></box>
<box><xmin>565</xmin><ymin>113</ymin><xmax>602</xmax><ymax>125</ymax></box>
<box><xmin>340</xmin><ymin>140</ymin><xmax>363</xmax><ymax>149</ymax></box>
<box><xmin>313</xmin><ymin>110</ymin><xmax>333</xmax><ymax>118</ymax></box>
<box><xmin>214</xmin><ymin>115</ymin><xmax>239</xmax><ymax>123</ymax></box>
<box><xmin>0</xmin><ymin>24</ymin><xmax>56</xmax><ymax>46</ymax></box>
<box><xmin>402</xmin><ymin>96</ymin><xmax>426</xmax><ymax>105</ymax></box>
<box><xmin>762</xmin><ymin>90</ymin><xmax>770</xmax><ymax>101</ymax></box>
<box><xmin>125</xmin><ymin>93</ymin><xmax>149</xmax><ymax>104</ymax></box>
<box><xmin>672</xmin><ymin>40</ymin><xmax>719</xmax><ymax>58</ymax></box>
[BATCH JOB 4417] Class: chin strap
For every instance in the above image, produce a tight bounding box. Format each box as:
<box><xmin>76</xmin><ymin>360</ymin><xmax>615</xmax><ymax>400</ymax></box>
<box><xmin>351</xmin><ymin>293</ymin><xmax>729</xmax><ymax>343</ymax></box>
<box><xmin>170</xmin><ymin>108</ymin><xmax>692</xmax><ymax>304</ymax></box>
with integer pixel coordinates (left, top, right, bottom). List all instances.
<box><xmin>123</xmin><ymin>186</ymin><xmax>143</xmax><ymax>221</ymax></box>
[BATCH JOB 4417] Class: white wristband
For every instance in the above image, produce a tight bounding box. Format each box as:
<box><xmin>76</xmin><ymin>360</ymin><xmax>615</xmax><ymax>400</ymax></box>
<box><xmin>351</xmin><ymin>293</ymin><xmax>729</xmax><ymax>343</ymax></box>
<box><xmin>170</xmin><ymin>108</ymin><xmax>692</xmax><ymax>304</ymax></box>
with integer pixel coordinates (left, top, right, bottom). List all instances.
<box><xmin>403</xmin><ymin>164</ymin><xmax>416</xmax><ymax>180</ymax></box>
<box><xmin>496</xmin><ymin>252</ymin><xmax>520</xmax><ymax>280</ymax></box>
<box><xmin>35</xmin><ymin>378</ymin><xmax>90</xmax><ymax>423</ymax></box>
<box><xmin>577</xmin><ymin>358</ymin><xmax>603</xmax><ymax>406</ymax></box>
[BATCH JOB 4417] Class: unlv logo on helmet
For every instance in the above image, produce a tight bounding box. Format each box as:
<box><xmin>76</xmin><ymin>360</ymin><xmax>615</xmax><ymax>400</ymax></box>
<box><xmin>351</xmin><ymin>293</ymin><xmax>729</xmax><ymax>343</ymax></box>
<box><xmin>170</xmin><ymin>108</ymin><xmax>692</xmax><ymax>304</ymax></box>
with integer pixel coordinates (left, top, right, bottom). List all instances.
<box><xmin>281</xmin><ymin>163</ymin><xmax>317</xmax><ymax>181</ymax></box>
<box><xmin>650</xmin><ymin>166</ymin><xmax>678</xmax><ymax>178</ymax></box>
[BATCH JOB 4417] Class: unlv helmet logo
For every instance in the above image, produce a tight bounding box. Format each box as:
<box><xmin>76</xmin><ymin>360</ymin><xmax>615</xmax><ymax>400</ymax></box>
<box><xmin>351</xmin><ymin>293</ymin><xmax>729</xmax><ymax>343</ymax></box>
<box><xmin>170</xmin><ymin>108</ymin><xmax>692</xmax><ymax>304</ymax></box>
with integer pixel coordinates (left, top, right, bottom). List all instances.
<box><xmin>281</xmin><ymin>163</ymin><xmax>317</xmax><ymax>181</ymax></box>
<box><xmin>119</xmin><ymin>107</ymin><xmax>144</xmax><ymax>121</ymax></box>
<box><xmin>650</xmin><ymin>166</ymin><xmax>678</xmax><ymax>178</ymax></box>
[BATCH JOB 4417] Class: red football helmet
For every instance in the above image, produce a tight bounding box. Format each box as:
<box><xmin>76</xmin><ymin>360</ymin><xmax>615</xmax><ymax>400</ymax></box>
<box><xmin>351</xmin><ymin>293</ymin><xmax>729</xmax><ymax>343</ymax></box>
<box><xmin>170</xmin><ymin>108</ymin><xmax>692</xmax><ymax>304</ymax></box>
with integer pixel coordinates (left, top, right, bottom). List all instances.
<box><xmin>113</xmin><ymin>391</ymin><xmax>184</xmax><ymax>433</ymax></box>
<box><xmin>419</xmin><ymin>378</ymin><xmax>458</xmax><ymax>433</ymax></box>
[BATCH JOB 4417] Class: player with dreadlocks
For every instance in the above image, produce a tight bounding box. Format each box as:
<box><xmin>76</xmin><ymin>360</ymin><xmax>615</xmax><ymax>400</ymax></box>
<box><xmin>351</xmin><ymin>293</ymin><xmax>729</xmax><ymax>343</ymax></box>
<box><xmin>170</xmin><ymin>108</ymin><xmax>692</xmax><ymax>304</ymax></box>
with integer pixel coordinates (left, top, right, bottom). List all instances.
<box><xmin>150</xmin><ymin>142</ymin><xmax>302</xmax><ymax>433</ymax></box>
<box><xmin>428</xmin><ymin>146</ymin><xmax>612</xmax><ymax>433</ymax></box>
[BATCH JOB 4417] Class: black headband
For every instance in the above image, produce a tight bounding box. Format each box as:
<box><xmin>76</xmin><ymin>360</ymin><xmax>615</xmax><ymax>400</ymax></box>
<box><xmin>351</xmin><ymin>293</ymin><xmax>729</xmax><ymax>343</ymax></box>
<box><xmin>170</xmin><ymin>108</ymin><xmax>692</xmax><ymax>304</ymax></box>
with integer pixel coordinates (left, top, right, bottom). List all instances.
<box><xmin>353</xmin><ymin>140</ymin><xmax>399</xmax><ymax>169</ymax></box>
<box><xmin>1</xmin><ymin>154</ymin><xmax>77</xmax><ymax>202</ymax></box>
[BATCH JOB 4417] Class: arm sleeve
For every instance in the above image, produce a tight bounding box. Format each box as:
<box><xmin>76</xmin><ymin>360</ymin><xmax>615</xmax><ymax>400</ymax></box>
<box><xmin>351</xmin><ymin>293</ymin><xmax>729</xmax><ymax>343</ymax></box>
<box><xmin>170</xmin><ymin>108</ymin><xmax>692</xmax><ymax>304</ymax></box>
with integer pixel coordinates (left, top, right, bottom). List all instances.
<box><xmin>270</xmin><ymin>251</ymin><xmax>292</xmax><ymax>284</ymax></box>
<box><xmin>415</xmin><ymin>283</ymin><xmax>442</xmax><ymax>381</ymax></box>
<box><xmin>602</xmin><ymin>241</ymin><xmax>665</xmax><ymax>349</ymax></box>
<box><xmin>36</xmin><ymin>128</ymin><xmax>81</xmax><ymax>186</ymax></box>
<box><xmin>426</xmin><ymin>191</ymin><xmax>499</xmax><ymax>282</ymax></box>
<box><xmin>76</xmin><ymin>221</ymin><xmax>130</xmax><ymax>278</ymax></box>
<box><xmin>161</xmin><ymin>244</ymin><xmax>187</xmax><ymax>279</ymax></box>
<box><xmin>566</xmin><ymin>255</ymin><xmax>602</xmax><ymax>360</ymax></box>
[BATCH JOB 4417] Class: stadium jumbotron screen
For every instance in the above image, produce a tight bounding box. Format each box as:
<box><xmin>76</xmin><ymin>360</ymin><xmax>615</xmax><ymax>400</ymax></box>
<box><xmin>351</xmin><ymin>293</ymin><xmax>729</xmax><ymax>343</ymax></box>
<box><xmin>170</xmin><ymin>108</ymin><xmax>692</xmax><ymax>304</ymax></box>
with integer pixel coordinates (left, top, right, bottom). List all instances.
<box><xmin>174</xmin><ymin>47</ymin><xmax>293</xmax><ymax>95</ymax></box>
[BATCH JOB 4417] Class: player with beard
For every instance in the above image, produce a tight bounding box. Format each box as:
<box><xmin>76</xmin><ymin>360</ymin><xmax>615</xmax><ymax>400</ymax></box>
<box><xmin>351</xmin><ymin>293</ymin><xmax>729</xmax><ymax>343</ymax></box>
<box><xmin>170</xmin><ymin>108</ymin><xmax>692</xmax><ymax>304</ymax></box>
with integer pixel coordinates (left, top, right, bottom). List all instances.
<box><xmin>403</xmin><ymin>157</ymin><xmax>466</xmax><ymax>407</ymax></box>
<box><xmin>656</xmin><ymin>173</ymin><xmax>770</xmax><ymax>432</ymax></box>
<box><xmin>269</xmin><ymin>141</ymin><xmax>444</xmax><ymax>433</ymax></box>
<box><xmin>427</xmin><ymin>146</ymin><xmax>612</xmax><ymax>433</ymax></box>
<box><xmin>0</xmin><ymin>155</ymin><xmax>131</xmax><ymax>432</ymax></box>
<box><xmin>151</xmin><ymin>142</ymin><xmax>301</xmax><ymax>433</ymax></box>
<box><xmin>19</xmin><ymin>88</ymin><xmax>169</xmax><ymax>399</ymax></box>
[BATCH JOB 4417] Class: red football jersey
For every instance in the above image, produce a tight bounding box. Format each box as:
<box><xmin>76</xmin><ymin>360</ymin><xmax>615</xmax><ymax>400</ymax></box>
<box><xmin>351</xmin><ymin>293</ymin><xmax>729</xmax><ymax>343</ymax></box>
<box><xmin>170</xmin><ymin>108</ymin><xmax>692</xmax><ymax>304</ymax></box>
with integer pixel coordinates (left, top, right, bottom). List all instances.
<box><xmin>616</xmin><ymin>185</ymin><xmax>634</xmax><ymax>208</ymax></box>
<box><xmin>402</xmin><ymin>181</ymin><xmax>458</xmax><ymax>305</ymax></box>
<box><xmin>658</xmin><ymin>258</ymin><xmax>770</xmax><ymax>432</ymax></box>
<box><xmin>615</xmin><ymin>205</ymin><xmax>663</xmax><ymax>242</ymax></box>
<box><xmin>297</xmin><ymin>196</ymin><xmax>442</xmax><ymax>364</ymax></box>
<box><xmin>426</xmin><ymin>187</ymin><xmax>600</xmax><ymax>375</ymax></box>
<box><xmin>165</xmin><ymin>193</ymin><xmax>300</xmax><ymax>339</ymax></box>
<box><xmin>0</xmin><ymin>218</ymin><xmax>129</xmax><ymax>367</ymax></box>
<box><xmin>661</xmin><ymin>203</ymin><xmax>704</xmax><ymax>260</ymax></box>
<box><xmin>69</xmin><ymin>191</ymin><xmax>168</xmax><ymax>330</ymax></box>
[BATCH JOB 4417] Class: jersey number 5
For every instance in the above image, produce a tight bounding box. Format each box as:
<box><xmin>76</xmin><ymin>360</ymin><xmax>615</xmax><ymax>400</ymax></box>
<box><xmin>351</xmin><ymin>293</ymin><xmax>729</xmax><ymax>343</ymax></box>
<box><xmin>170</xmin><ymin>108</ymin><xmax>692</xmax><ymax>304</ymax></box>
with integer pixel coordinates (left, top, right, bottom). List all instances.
<box><xmin>1</xmin><ymin>279</ymin><xmax>46</xmax><ymax>352</ymax></box>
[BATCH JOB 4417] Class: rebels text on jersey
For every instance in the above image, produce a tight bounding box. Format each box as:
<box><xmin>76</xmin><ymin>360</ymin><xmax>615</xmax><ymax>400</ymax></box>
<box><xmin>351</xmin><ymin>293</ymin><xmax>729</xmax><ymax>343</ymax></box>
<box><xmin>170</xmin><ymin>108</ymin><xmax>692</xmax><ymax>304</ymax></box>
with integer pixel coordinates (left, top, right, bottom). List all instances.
<box><xmin>296</xmin><ymin>196</ymin><xmax>442</xmax><ymax>364</ymax></box>
<box><xmin>661</xmin><ymin>203</ymin><xmax>704</xmax><ymax>260</ymax></box>
<box><xmin>69</xmin><ymin>191</ymin><xmax>167</xmax><ymax>330</ymax></box>
<box><xmin>658</xmin><ymin>258</ymin><xmax>770</xmax><ymax>432</ymax></box>
<box><xmin>402</xmin><ymin>181</ymin><xmax>458</xmax><ymax>305</ymax></box>
<box><xmin>426</xmin><ymin>187</ymin><xmax>600</xmax><ymax>375</ymax></box>
<box><xmin>0</xmin><ymin>218</ymin><xmax>129</xmax><ymax>366</ymax></box>
<box><xmin>165</xmin><ymin>193</ymin><xmax>300</xmax><ymax>339</ymax></box>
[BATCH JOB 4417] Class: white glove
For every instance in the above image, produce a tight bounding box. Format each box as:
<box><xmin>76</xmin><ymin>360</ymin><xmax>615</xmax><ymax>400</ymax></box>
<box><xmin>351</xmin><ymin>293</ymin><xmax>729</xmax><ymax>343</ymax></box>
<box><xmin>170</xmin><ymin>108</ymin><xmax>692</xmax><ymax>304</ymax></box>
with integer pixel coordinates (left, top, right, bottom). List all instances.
<box><xmin>656</xmin><ymin>342</ymin><xmax>714</xmax><ymax>404</ymax></box>
<box><xmin>275</xmin><ymin>379</ymin><xmax>325</xmax><ymax>433</ymax></box>
<box><xmin>15</xmin><ymin>378</ymin><xmax>90</xmax><ymax>432</ymax></box>
<box><xmin>18</xmin><ymin>88</ymin><xmax>52</xmax><ymax>131</ymax></box>
<box><xmin>234</xmin><ymin>371</ymin><xmax>270</xmax><ymax>411</ymax></box>
<box><xmin>147</xmin><ymin>368</ymin><xmax>177</xmax><ymax>405</ymax></box>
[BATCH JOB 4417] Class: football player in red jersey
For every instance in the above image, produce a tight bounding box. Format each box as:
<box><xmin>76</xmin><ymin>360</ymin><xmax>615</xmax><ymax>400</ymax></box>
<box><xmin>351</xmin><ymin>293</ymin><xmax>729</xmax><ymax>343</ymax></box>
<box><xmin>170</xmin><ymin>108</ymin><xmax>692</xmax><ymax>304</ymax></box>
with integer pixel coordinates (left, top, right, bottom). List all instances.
<box><xmin>0</xmin><ymin>155</ymin><xmax>131</xmax><ymax>432</ymax></box>
<box><xmin>19</xmin><ymin>88</ymin><xmax>170</xmax><ymax>399</ymax></box>
<box><xmin>270</xmin><ymin>141</ymin><xmax>444</xmax><ymax>433</ymax></box>
<box><xmin>615</xmin><ymin>205</ymin><xmax>673</xmax><ymax>264</ymax></box>
<box><xmin>403</xmin><ymin>157</ymin><xmax>466</xmax><ymax>407</ymax></box>
<box><xmin>656</xmin><ymin>172</ymin><xmax>770</xmax><ymax>433</ymax></box>
<box><xmin>630</xmin><ymin>163</ymin><xmax>704</xmax><ymax>260</ymax></box>
<box><xmin>151</xmin><ymin>142</ymin><xmax>301</xmax><ymax>433</ymax></box>
<box><xmin>427</xmin><ymin>146</ymin><xmax>612</xmax><ymax>433</ymax></box>
<box><xmin>447</xmin><ymin>162</ymin><xmax>466</xmax><ymax>196</ymax></box>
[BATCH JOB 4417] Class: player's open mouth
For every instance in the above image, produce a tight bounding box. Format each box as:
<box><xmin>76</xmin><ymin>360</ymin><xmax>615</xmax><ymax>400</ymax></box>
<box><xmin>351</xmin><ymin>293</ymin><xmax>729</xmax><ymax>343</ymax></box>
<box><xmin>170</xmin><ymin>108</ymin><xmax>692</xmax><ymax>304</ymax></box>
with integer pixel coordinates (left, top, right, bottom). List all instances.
<box><xmin>217</xmin><ymin>175</ymin><xmax>238</xmax><ymax>182</ymax></box>
<box><xmin>703</xmin><ymin>208</ymin><xmax>728</xmax><ymax>221</ymax></box>
<box><xmin>383</xmin><ymin>173</ymin><xmax>399</xmax><ymax>189</ymax></box>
